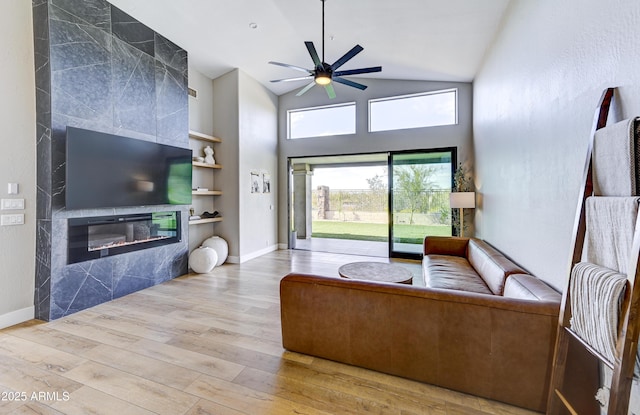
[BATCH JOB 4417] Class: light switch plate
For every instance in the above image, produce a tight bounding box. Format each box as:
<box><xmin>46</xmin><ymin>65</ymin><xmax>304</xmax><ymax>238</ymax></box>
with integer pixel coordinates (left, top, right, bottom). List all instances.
<box><xmin>1</xmin><ymin>214</ymin><xmax>24</xmax><ymax>226</ymax></box>
<box><xmin>1</xmin><ymin>198</ymin><xmax>25</xmax><ymax>210</ymax></box>
<box><xmin>7</xmin><ymin>183</ymin><xmax>18</xmax><ymax>194</ymax></box>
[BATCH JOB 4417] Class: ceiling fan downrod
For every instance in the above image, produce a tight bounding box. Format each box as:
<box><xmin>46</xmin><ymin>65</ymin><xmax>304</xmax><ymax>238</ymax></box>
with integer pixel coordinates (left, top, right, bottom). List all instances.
<box><xmin>321</xmin><ymin>0</ymin><xmax>325</xmax><ymax>64</ymax></box>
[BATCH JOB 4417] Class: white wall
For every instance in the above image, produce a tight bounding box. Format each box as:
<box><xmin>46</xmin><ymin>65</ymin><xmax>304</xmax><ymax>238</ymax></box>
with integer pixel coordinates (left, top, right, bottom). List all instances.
<box><xmin>474</xmin><ymin>1</ymin><xmax>640</xmax><ymax>411</ymax></box>
<box><xmin>212</xmin><ymin>69</ymin><xmax>278</xmax><ymax>263</ymax></box>
<box><xmin>188</xmin><ymin>66</ymin><xmax>214</xmax><ymax>136</ymax></box>
<box><xmin>0</xmin><ymin>0</ymin><xmax>36</xmax><ymax>328</ymax></box>
<box><xmin>474</xmin><ymin>0</ymin><xmax>640</xmax><ymax>291</ymax></box>
<box><xmin>212</xmin><ymin>70</ymin><xmax>240</xmax><ymax>260</ymax></box>
<box><xmin>277</xmin><ymin>79</ymin><xmax>473</xmax><ymax>245</ymax></box>
<box><xmin>238</xmin><ymin>71</ymin><xmax>278</xmax><ymax>260</ymax></box>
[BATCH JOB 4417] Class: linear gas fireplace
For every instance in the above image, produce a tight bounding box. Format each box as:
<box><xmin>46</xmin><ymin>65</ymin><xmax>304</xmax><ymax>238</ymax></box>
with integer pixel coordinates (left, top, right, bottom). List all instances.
<box><xmin>68</xmin><ymin>211</ymin><xmax>181</xmax><ymax>264</ymax></box>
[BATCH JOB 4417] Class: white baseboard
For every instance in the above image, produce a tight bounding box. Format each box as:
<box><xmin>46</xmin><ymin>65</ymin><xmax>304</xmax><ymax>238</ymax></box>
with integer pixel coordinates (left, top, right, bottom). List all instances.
<box><xmin>240</xmin><ymin>244</ymin><xmax>279</xmax><ymax>263</ymax></box>
<box><xmin>226</xmin><ymin>255</ymin><xmax>240</xmax><ymax>264</ymax></box>
<box><xmin>0</xmin><ymin>306</ymin><xmax>34</xmax><ymax>329</ymax></box>
<box><xmin>224</xmin><ymin>244</ymin><xmax>281</xmax><ymax>265</ymax></box>
<box><xmin>225</xmin><ymin>244</ymin><xmax>279</xmax><ymax>264</ymax></box>
<box><xmin>278</xmin><ymin>243</ymin><xmax>289</xmax><ymax>250</ymax></box>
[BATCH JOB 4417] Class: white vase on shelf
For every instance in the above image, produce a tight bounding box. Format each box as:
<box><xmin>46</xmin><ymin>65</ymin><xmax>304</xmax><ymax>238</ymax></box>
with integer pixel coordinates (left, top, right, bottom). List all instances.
<box><xmin>202</xmin><ymin>236</ymin><xmax>228</xmax><ymax>266</ymax></box>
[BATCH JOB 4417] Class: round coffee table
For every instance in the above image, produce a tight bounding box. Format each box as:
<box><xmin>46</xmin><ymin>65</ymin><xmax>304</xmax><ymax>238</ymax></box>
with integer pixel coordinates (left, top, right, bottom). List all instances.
<box><xmin>338</xmin><ymin>261</ymin><xmax>413</xmax><ymax>284</ymax></box>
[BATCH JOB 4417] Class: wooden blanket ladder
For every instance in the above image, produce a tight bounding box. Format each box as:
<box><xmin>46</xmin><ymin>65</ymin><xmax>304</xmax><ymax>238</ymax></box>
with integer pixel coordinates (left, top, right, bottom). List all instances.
<box><xmin>547</xmin><ymin>87</ymin><xmax>640</xmax><ymax>415</ymax></box>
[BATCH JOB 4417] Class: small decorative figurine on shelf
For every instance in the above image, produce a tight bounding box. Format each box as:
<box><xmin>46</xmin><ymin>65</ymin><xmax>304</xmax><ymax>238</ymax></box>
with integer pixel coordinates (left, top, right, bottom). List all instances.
<box><xmin>203</xmin><ymin>145</ymin><xmax>215</xmax><ymax>165</ymax></box>
<box><xmin>189</xmin><ymin>207</ymin><xmax>201</xmax><ymax>221</ymax></box>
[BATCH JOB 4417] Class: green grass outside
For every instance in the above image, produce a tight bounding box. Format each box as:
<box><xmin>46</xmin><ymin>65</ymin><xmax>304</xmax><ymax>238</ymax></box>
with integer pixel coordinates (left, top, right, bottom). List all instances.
<box><xmin>311</xmin><ymin>221</ymin><xmax>451</xmax><ymax>244</ymax></box>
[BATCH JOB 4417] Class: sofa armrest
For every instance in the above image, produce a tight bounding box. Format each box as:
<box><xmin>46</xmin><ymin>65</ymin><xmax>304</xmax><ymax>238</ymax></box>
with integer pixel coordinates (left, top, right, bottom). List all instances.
<box><xmin>423</xmin><ymin>236</ymin><xmax>469</xmax><ymax>256</ymax></box>
<box><xmin>467</xmin><ymin>239</ymin><xmax>528</xmax><ymax>295</ymax></box>
<box><xmin>504</xmin><ymin>274</ymin><xmax>561</xmax><ymax>302</ymax></box>
<box><xmin>280</xmin><ymin>273</ymin><xmax>559</xmax><ymax>412</ymax></box>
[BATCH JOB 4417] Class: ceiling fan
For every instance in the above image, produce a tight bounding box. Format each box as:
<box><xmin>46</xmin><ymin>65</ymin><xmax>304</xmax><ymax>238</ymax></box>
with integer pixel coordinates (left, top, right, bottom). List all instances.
<box><xmin>269</xmin><ymin>0</ymin><xmax>382</xmax><ymax>99</ymax></box>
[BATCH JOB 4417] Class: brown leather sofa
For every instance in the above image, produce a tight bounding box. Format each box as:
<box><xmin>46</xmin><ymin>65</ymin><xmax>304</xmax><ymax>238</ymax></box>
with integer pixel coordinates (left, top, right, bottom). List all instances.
<box><xmin>280</xmin><ymin>237</ymin><xmax>561</xmax><ymax>412</ymax></box>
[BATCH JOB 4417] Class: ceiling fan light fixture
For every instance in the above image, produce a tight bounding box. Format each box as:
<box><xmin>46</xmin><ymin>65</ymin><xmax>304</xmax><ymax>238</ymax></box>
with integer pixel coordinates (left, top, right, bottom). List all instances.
<box><xmin>268</xmin><ymin>0</ymin><xmax>382</xmax><ymax>98</ymax></box>
<box><xmin>314</xmin><ymin>73</ymin><xmax>331</xmax><ymax>85</ymax></box>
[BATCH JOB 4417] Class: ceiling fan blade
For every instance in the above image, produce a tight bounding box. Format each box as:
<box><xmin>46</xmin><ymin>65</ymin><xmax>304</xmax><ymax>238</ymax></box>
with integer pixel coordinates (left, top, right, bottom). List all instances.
<box><xmin>334</xmin><ymin>66</ymin><xmax>382</xmax><ymax>77</ymax></box>
<box><xmin>324</xmin><ymin>83</ymin><xmax>336</xmax><ymax>99</ymax></box>
<box><xmin>270</xmin><ymin>76</ymin><xmax>313</xmax><ymax>83</ymax></box>
<box><xmin>268</xmin><ymin>61</ymin><xmax>312</xmax><ymax>74</ymax></box>
<box><xmin>333</xmin><ymin>76</ymin><xmax>368</xmax><ymax>91</ymax></box>
<box><xmin>304</xmin><ymin>42</ymin><xmax>322</xmax><ymax>67</ymax></box>
<box><xmin>330</xmin><ymin>44</ymin><xmax>364</xmax><ymax>70</ymax></box>
<box><xmin>296</xmin><ymin>81</ymin><xmax>316</xmax><ymax>97</ymax></box>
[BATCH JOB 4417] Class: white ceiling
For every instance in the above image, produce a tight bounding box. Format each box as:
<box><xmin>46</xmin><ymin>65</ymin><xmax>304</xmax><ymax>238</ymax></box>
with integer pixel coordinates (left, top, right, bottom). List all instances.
<box><xmin>108</xmin><ymin>0</ymin><xmax>511</xmax><ymax>96</ymax></box>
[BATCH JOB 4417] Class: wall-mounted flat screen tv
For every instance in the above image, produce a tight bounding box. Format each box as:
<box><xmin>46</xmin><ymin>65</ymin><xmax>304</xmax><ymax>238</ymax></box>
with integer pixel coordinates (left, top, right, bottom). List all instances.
<box><xmin>66</xmin><ymin>127</ymin><xmax>192</xmax><ymax>210</ymax></box>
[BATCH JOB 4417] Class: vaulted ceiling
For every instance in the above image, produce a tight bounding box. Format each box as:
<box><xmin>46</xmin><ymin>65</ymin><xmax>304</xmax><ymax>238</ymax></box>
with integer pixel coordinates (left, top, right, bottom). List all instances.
<box><xmin>108</xmin><ymin>0</ymin><xmax>511</xmax><ymax>95</ymax></box>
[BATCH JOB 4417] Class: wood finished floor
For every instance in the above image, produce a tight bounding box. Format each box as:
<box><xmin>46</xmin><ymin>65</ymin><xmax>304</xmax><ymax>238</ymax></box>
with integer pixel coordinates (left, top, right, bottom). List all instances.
<box><xmin>0</xmin><ymin>250</ymin><xmax>540</xmax><ymax>415</ymax></box>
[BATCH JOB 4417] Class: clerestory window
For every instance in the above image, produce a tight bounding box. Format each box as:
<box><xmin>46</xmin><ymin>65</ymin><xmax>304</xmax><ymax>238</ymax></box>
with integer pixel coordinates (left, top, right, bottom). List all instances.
<box><xmin>287</xmin><ymin>102</ymin><xmax>356</xmax><ymax>139</ymax></box>
<box><xmin>368</xmin><ymin>88</ymin><xmax>458</xmax><ymax>132</ymax></box>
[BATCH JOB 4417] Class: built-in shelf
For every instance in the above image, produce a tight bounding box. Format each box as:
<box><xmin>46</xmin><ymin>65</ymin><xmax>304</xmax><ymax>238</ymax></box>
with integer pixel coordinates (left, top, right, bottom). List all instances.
<box><xmin>192</xmin><ymin>190</ymin><xmax>222</xmax><ymax>196</ymax></box>
<box><xmin>189</xmin><ymin>130</ymin><xmax>222</xmax><ymax>230</ymax></box>
<box><xmin>192</xmin><ymin>161</ymin><xmax>222</xmax><ymax>169</ymax></box>
<box><xmin>189</xmin><ymin>217</ymin><xmax>223</xmax><ymax>225</ymax></box>
<box><xmin>189</xmin><ymin>130</ymin><xmax>222</xmax><ymax>143</ymax></box>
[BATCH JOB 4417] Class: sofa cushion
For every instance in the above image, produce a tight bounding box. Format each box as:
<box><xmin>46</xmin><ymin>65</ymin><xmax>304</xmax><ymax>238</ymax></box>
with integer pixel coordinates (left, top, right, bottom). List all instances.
<box><xmin>423</xmin><ymin>254</ymin><xmax>492</xmax><ymax>294</ymax></box>
<box><xmin>467</xmin><ymin>239</ymin><xmax>527</xmax><ymax>295</ymax></box>
<box><xmin>504</xmin><ymin>274</ymin><xmax>562</xmax><ymax>302</ymax></box>
<box><xmin>423</xmin><ymin>236</ymin><xmax>469</xmax><ymax>257</ymax></box>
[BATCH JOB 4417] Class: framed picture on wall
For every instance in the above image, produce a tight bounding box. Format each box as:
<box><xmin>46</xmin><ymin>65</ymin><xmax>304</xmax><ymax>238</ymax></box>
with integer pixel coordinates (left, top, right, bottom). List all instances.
<box><xmin>263</xmin><ymin>173</ymin><xmax>271</xmax><ymax>193</ymax></box>
<box><xmin>250</xmin><ymin>171</ymin><xmax>261</xmax><ymax>193</ymax></box>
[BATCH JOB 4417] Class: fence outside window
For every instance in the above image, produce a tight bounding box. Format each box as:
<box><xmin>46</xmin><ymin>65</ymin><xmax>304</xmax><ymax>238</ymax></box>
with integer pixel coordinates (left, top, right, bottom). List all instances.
<box><xmin>312</xmin><ymin>188</ymin><xmax>451</xmax><ymax>225</ymax></box>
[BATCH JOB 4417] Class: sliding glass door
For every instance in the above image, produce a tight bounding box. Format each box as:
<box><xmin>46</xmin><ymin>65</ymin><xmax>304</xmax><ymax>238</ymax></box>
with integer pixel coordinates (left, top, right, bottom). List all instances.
<box><xmin>389</xmin><ymin>149</ymin><xmax>455</xmax><ymax>259</ymax></box>
<box><xmin>288</xmin><ymin>149</ymin><xmax>455</xmax><ymax>259</ymax></box>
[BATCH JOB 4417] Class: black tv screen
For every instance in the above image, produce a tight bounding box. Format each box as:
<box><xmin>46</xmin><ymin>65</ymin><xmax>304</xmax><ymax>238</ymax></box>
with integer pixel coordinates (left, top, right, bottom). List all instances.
<box><xmin>66</xmin><ymin>127</ymin><xmax>192</xmax><ymax>209</ymax></box>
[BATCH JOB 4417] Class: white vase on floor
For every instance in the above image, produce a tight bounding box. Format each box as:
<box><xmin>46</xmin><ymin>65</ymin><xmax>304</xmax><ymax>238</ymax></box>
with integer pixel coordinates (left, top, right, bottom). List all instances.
<box><xmin>202</xmin><ymin>236</ymin><xmax>228</xmax><ymax>266</ymax></box>
<box><xmin>189</xmin><ymin>246</ymin><xmax>218</xmax><ymax>273</ymax></box>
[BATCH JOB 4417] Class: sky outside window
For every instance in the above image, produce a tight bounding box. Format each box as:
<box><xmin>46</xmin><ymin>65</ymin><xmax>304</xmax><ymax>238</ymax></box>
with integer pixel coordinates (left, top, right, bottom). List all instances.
<box><xmin>288</xmin><ymin>103</ymin><xmax>356</xmax><ymax>139</ymax></box>
<box><xmin>369</xmin><ymin>89</ymin><xmax>457</xmax><ymax>132</ymax></box>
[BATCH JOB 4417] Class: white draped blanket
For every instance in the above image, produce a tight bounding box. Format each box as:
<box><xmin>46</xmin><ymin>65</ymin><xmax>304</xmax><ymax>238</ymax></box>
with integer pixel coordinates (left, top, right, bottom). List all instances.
<box><xmin>593</xmin><ymin>118</ymin><xmax>639</xmax><ymax>196</ymax></box>
<box><xmin>579</xmin><ymin>196</ymin><xmax>640</xmax><ymax>376</ymax></box>
<box><xmin>570</xmin><ymin>262</ymin><xmax>627</xmax><ymax>365</ymax></box>
<box><xmin>579</xmin><ymin>117</ymin><xmax>640</xmax><ymax>380</ymax></box>
<box><xmin>582</xmin><ymin>197</ymin><xmax>640</xmax><ymax>275</ymax></box>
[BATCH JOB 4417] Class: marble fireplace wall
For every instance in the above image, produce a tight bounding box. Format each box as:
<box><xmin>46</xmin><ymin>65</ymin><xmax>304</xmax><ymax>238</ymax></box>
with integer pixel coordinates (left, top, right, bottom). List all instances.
<box><xmin>32</xmin><ymin>0</ymin><xmax>189</xmax><ymax>320</ymax></box>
